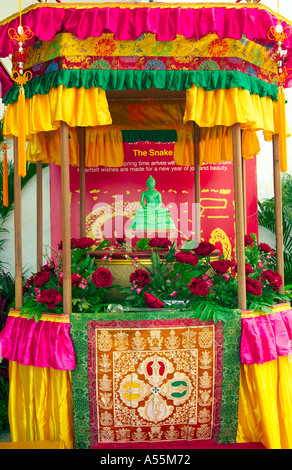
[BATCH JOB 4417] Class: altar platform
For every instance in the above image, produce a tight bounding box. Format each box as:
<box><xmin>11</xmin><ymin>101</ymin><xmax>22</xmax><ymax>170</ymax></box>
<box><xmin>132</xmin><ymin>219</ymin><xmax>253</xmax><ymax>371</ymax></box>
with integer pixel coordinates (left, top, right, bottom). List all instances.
<box><xmin>0</xmin><ymin>303</ymin><xmax>291</xmax><ymax>450</ymax></box>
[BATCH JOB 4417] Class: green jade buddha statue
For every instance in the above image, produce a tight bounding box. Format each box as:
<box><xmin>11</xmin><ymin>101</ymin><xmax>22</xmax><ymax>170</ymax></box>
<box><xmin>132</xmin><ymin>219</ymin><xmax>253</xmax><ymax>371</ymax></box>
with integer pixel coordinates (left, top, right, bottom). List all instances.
<box><xmin>140</xmin><ymin>175</ymin><xmax>162</xmax><ymax>209</ymax></box>
<box><xmin>128</xmin><ymin>176</ymin><xmax>176</xmax><ymax>234</ymax></box>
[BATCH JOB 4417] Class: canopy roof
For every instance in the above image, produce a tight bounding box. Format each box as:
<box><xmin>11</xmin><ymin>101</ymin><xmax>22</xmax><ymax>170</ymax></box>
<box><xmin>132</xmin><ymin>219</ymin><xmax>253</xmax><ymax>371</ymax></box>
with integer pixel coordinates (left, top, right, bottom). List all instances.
<box><xmin>0</xmin><ymin>2</ymin><xmax>291</xmax><ymax>170</ymax></box>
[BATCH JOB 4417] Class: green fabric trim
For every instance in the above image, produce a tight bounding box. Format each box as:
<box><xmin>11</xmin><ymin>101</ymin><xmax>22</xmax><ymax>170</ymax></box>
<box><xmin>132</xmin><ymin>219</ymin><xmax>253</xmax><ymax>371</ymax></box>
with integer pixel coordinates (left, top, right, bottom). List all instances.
<box><xmin>70</xmin><ymin>309</ymin><xmax>241</xmax><ymax>449</ymax></box>
<box><xmin>218</xmin><ymin>309</ymin><xmax>242</xmax><ymax>444</ymax></box>
<box><xmin>3</xmin><ymin>69</ymin><xmax>278</xmax><ymax>105</ymax></box>
<box><xmin>121</xmin><ymin>129</ymin><xmax>177</xmax><ymax>143</ymax></box>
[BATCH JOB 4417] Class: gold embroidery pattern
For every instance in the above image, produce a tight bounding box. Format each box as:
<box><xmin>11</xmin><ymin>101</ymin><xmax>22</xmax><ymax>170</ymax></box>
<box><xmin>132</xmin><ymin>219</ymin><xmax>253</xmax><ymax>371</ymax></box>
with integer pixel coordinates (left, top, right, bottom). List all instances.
<box><xmin>95</xmin><ymin>325</ymin><xmax>215</xmax><ymax>443</ymax></box>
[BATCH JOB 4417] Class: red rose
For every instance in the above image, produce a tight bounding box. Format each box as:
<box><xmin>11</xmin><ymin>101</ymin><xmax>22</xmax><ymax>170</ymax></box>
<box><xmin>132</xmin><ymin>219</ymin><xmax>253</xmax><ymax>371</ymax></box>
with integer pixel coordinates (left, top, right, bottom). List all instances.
<box><xmin>233</xmin><ymin>263</ymin><xmax>254</xmax><ymax>274</ymax></box>
<box><xmin>59</xmin><ymin>273</ymin><xmax>83</xmax><ymax>288</ymax></box>
<box><xmin>71</xmin><ymin>237</ymin><xmax>95</xmax><ymax>249</ymax></box>
<box><xmin>258</xmin><ymin>243</ymin><xmax>275</xmax><ymax>254</ymax></box>
<box><xmin>245</xmin><ymin>264</ymin><xmax>254</xmax><ymax>274</ymax></box>
<box><xmin>246</xmin><ymin>277</ymin><xmax>262</xmax><ymax>296</ymax></box>
<box><xmin>23</xmin><ymin>275</ymin><xmax>35</xmax><ymax>292</ymax></box>
<box><xmin>148</xmin><ymin>237</ymin><xmax>172</xmax><ymax>248</ymax></box>
<box><xmin>72</xmin><ymin>273</ymin><xmax>83</xmax><ymax>288</ymax></box>
<box><xmin>144</xmin><ymin>292</ymin><xmax>164</xmax><ymax>308</ymax></box>
<box><xmin>129</xmin><ymin>269</ymin><xmax>151</xmax><ymax>287</ymax></box>
<box><xmin>210</xmin><ymin>259</ymin><xmax>231</xmax><ymax>274</ymax></box>
<box><xmin>91</xmin><ymin>267</ymin><xmax>113</xmax><ymax>288</ymax></box>
<box><xmin>34</xmin><ymin>270</ymin><xmax>50</xmax><ymax>287</ymax></box>
<box><xmin>261</xmin><ymin>270</ymin><xmax>283</xmax><ymax>291</ymax></box>
<box><xmin>188</xmin><ymin>278</ymin><xmax>209</xmax><ymax>297</ymax></box>
<box><xmin>36</xmin><ymin>289</ymin><xmax>62</xmax><ymax>309</ymax></box>
<box><xmin>244</xmin><ymin>235</ymin><xmax>254</xmax><ymax>247</ymax></box>
<box><xmin>194</xmin><ymin>241</ymin><xmax>215</xmax><ymax>257</ymax></box>
<box><xmin>175</xmin><ymin>251</ymin><xmax>199</xmax><ymax>266</ymax></box>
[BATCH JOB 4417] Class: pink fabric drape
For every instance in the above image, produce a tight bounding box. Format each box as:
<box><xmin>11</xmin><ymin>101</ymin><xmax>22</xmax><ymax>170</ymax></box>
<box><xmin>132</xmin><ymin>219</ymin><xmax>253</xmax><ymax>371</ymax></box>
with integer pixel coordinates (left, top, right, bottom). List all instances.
<box><xmin>0</xmin><ymin>313</ymin><xmax>75</xmax><ymax>370</ymax></box>
<box><xmin>241</xmin><ymin>309</ymin><xmax>292</xmax><ymax>365</ymax></box>
<box><xmin>1</xmin><ymin>4</ymin><xmax>291</xmax><ymax>87</ymax></box>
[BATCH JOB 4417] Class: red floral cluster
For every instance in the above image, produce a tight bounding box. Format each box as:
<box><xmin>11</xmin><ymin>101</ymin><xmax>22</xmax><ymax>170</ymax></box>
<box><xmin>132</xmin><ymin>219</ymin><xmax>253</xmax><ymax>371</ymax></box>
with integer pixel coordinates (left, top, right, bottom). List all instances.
<box><xmin>175</xmin><ymin>251</ymin><xmax>199</xmax><ymax>266</ymax></box>
<box><xmin>262</xmin><ymin>269</ymin><xmax>283</xmax><ymax>291</ymax></box>
<box><xmin>144</xmin><ymin>292</ymin><xmax>164</xmax><ymax>308</ymax></box>
<box><xmin>58</xmin><ymin>237</ymin><xmax>96</xmax><ymax>250</ymax></box>
<box><xmin>91</xmin><ymin>267</ymin><xmax>113</xmax><ymax>288</ymax></box>
<box><xmin>246</xmin><ymin>278</ymin><xmax>262</xmax><ymax>296</ymax></box>
<box><xmin>148</xmin><ymin>237</ymin><xmax>172</xmax><ymax>248</ymax></box>
<box><xmin>130</xmin><ymin>269</ymin><xmax>151</xmax><ymax>288</ymax></box>
<box><xmin>258</xmin><ymin>243</ymin><xmax>275</xmax><ymax>256</ymax></box>
<box><xmin>193</xmin><ymin>241</ymin><xmax>215</xmax><ymax>257</ymax></box>
<box><xmin>210</xmin><ymin>259</ymin><xmax>231</xmax><ymax>274</ymax></box>
<box><xmin>36</xmin><ymin>289</ymin><xmax>62</xmax><ymax>310</ymax></box>
<box><xmin>188</xmin><ymin>278</ymin><xmax>209</xmax><ymax>297</ymax></box>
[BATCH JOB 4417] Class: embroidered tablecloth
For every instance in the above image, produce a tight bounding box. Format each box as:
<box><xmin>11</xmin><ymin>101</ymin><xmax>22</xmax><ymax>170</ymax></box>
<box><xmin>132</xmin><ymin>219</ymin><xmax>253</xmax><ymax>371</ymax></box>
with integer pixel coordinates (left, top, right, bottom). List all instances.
<box><xmin>70</xmin><ymin>310</ymin><xmax>241</xmax><ymax>449</ymax></box>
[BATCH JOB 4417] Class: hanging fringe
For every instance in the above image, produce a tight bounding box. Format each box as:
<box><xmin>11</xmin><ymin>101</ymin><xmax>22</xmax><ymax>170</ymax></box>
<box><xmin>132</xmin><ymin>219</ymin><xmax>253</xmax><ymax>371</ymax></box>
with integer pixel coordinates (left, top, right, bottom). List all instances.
<box><xmin>278</xmin><ymin>88</ymin><xmax>288</xmax><ymax>173</ymax></box>
<box><xmin>17</xmin><ymin>88</ymin><xmax>26</xmax><ymax>178</ymax></box>
<box><xmin>2</xmin><ymin>150</ymin><xmax>8</xmax><ymax>207</ymax></box>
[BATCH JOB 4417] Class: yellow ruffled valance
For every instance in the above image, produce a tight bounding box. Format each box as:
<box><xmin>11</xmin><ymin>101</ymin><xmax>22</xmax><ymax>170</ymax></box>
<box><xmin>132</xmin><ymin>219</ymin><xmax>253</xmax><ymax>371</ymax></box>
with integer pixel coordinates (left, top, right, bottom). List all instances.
<box><xmin>26</xmin><ymin>125</ymin><xmax>260</xmax><ymax>168</ymax></box>
<box><xmin>3</xmin><ymin>84</ymin><xmax>289</xmax><ymax>168</ymax></box>
<box><xmin>3</xmin><ymin>85</ymin><xmax>112</xmax><ymax>139</ymax></box>
<box><xmin>184</xmin><ymin>85</ymin><xmax>276</xmax><ymax>131</ymax></box>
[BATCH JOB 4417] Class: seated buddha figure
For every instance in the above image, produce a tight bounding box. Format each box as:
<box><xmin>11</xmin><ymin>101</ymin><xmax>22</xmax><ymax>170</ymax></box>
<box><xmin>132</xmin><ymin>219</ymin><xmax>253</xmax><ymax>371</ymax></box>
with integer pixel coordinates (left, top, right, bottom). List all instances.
<box><xmin>140</xmin><ymin>175</ymin><xmax>162</xmax><ymax>209</ymax></box>
<box><xmin>128</xmin><ymin>176</ymin><xmax>176</xmax><ymax>234</ymax></box>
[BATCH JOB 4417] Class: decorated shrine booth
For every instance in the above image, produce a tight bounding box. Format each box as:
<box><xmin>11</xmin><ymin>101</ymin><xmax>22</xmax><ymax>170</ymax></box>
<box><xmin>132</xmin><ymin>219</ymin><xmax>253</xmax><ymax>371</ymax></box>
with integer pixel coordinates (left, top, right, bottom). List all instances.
<box><xmin>1</xmin><ymin>1</ymin><xmax>292</xmax><ymax>450</ymax></box>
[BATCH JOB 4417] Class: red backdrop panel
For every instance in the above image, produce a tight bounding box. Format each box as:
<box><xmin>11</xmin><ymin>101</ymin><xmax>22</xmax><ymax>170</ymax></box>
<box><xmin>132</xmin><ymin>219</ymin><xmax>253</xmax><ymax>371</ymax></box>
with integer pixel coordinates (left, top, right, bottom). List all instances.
<box><xmin>50</xmin><ymin>141</ymin><xmax>258</xmax><ymax>256</ymax></box>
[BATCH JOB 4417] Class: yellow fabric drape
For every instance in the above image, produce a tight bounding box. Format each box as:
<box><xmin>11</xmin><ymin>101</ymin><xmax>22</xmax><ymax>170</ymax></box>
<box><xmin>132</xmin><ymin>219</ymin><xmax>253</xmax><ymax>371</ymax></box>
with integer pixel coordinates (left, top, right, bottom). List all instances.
<box><xmin>237</xmin><ymin>356</ymin><xmax>292</xmax><ymax>449</ymax></box>
<box><xmin>3</xmin><ymin>85</ymin><xmax>112</xmax><ymax>140</ymax></box>
<box><xmin>184</xmin><ymin>85</ymin><xmax>276</xmax><ymax>131</ymax></box>
<box><xmin>26</xmin><ymin>126</ymin><xmax>260</xmax><ymax>167</ymax></box>
<box><xmin>278</xmin><ymin>89</ymin><xmax>288</xmax><ymax>172</ymax></box>
<box><xmin>2</xmin><ymin>150</ymin><xmax>8</xmax><ymax>207</ymax></box>
<box><xmin>3</xmin><ymin>85</ymin><xmax>288</xmax><ymax>168</ymax></box>
<box><xmin>8</xmin><ymin>361</ymin><xmax>75</xmax><ymax>449</ymax></box>
<box><xmin>26</xmin><ymin>127</ymin><xmax>125</xmax><ymax>167</ymax></box>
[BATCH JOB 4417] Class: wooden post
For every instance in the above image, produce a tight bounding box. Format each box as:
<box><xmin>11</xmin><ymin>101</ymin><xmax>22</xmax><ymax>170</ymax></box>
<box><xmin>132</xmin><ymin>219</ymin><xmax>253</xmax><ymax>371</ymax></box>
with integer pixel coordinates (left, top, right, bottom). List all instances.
<box><xmin>273</xmin><ymin>134</ymin><xmax>285</xmax><ymax>294</ymax></box>
<box><xmin>36</xmin><ymin>161</ymin><xmax>43</xmax><ymax>271</ymax></box>
<box><xmin>13</xmin><ymin>137</ymin><xmax>23</xmax><ymax>308</ymax></box>
<box><xmin>60</xmin><ymin>121</ymin><xmax>72</xmax><ymax>314</ymax></box>
<box><xmin>79</xmin><ymin>127</ymin><xmax>86</xmax><ymax>237</ymax></box>
<box><xmin>194</xmin><ymin>123</ymin><xmax>201</xmax><ymax>242</ymax></box>
<box><xmin>232</xmin><ymin>123</ymin><xmax>246</xmax><ymax>310</ymax></box>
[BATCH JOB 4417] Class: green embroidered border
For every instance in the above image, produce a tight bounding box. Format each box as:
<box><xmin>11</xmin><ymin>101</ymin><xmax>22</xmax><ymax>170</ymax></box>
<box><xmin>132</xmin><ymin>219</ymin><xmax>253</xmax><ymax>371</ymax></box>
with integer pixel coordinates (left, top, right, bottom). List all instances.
<box><xmin>218</xmin><ymin>309</ymin><xmax>242</xmax><ymax>444</ymax></box>
<box><xmin>70</xmin><ymin>309</ymin><xmax>241</xmax><ymax>449</ymax></box>
<box><xmin>3</xmin><ymin>69</ymin><xmax>278</xmax><ymax>105</ymax></box>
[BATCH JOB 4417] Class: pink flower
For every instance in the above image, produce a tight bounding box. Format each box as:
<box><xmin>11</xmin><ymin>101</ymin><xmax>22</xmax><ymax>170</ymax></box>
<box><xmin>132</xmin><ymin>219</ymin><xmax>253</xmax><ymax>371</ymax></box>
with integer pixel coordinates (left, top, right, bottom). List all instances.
<box><xmin>79</xmin><ymin>278</ymin><xmax>88</xmax><ymax>290</ymax></box>
<box><xmin>136</xmin><ymin>287</ymin><xmax>142</xmax><ymax>294</ymax></box>
<box><xmin>170</xmin><ymin>291</ymin><xmax>177</xmax><ymax>296</ymax></box>
<box><xmin>222</xmin><ymin>273</ymin><xmax>230</xmax><ymax>281</ymax></box>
